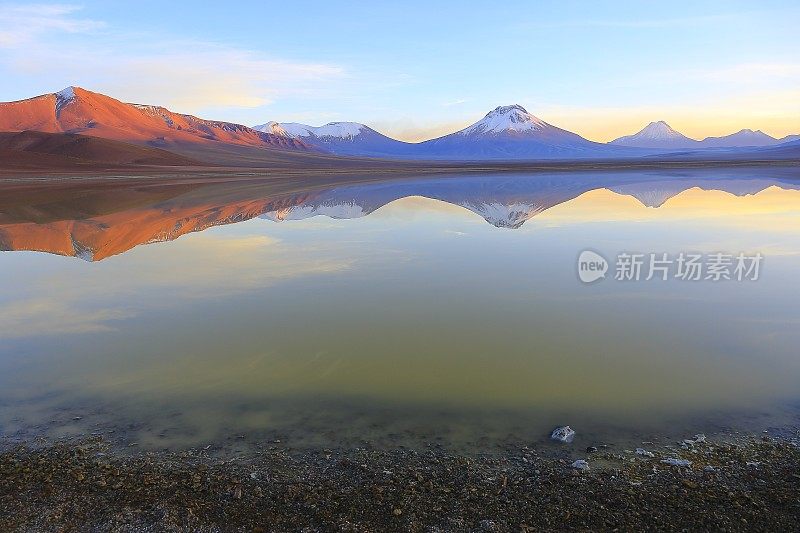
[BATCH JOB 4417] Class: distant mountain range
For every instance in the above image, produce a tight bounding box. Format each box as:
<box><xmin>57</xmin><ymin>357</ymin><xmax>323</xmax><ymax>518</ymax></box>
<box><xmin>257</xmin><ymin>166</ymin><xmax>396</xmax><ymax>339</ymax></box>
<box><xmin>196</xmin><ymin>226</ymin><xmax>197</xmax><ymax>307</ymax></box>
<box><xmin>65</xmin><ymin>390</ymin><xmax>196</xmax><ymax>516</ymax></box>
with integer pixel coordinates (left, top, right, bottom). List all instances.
<box><xmin>252</xmin><ymin>120</ymin><xmax>414</xmax><ymax>157</ymax></box>
<box><xmin>263</xmin><ymin>105</ymin><xmax>646</xmax><ymax>159</ymax></box>
<box><xmin>264</xmin><ymin>105</ymin><xmax>799</xmax><ymax>158</ymax></box>
<box><xmin>610</xmin><ymin>120</ymin><xmax>797</xmax><ymax>150</ymax></box>
<box><xmin>264</xmin><ymin>106</ymin><xmax>800</xmax><ymax>159</ymax></box>
<box><xmin>0</xmin><ymin>87</ymin><xmax>798</xmax><ymax>165</ymax></box>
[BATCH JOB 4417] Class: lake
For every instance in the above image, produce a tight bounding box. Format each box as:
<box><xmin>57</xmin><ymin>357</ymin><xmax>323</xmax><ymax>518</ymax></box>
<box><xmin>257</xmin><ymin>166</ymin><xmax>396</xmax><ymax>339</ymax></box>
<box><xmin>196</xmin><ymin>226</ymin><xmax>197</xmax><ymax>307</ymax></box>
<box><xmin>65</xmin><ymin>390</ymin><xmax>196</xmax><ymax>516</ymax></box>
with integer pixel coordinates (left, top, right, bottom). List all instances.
<box><xmin>1</xmin><ymin>168</ymin><xmax>799</xmax><ymax>454</ymax></box>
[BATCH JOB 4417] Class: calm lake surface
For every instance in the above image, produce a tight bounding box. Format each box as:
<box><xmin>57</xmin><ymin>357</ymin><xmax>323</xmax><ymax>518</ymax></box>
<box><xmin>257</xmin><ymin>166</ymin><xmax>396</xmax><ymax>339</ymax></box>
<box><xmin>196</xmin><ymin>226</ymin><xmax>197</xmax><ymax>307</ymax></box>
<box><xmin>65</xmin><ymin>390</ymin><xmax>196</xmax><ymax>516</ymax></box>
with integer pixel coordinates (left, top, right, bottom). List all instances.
<box><xmin>1</xmin><ymin>168</ymin><xmax>799</xmax><ymax>453</ymax></box>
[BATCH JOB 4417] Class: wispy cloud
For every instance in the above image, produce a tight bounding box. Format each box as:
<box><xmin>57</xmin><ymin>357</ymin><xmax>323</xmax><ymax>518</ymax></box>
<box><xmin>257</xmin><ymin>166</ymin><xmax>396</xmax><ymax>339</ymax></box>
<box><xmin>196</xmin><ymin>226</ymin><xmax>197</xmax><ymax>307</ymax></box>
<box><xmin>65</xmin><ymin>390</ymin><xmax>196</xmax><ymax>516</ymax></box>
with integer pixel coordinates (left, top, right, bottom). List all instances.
<box><xmin>443</xmin><ymin>98</ymin><xmax>470</xmax><ymax>107</ymax></box>
<box><xmin>651</xmin><ymin>62</ymin><xmax>800</xmax><ymax>86</ymax></box>
<box><xmin>0</xmin><ymin>3</ymin><xmax>347</xmax><ymax>113</ymax></box>
<box><xmin>0</xmin><ymin>3</ymin><xmax>104</xmax><ymax>47</ymax></box>
<box><xmin>517</xmin><ymin>12</ymin><xmax>748</xmax><ymax>30</ymax></box>
<box><xmin>91</xmin><ymin>44</ymin><xmax>346</xmax><ymax>110</ymax></box>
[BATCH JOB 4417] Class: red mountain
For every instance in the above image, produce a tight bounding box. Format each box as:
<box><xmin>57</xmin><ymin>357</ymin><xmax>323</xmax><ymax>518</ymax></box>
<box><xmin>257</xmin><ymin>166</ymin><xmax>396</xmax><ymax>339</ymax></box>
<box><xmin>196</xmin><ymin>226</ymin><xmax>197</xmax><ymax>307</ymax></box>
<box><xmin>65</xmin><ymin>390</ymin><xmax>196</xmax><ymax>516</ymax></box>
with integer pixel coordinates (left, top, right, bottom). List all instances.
<box><xmin>0</xmin><ymin>130</ymin><xmax>199</xmax><ymax>169</ymax></box>
<box><xmin>0</xmin><ymin>86</ymin><xmax>310</xmax><ymax>152</ymax></box>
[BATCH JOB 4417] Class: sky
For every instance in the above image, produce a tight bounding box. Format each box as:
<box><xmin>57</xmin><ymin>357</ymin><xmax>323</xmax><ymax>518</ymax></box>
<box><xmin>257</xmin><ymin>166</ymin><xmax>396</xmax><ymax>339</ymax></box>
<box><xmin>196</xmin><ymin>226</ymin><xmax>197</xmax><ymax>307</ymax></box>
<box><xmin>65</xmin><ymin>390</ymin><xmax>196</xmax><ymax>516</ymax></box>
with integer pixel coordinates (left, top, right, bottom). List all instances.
<box><xmin>0</xmin><ymin>1</ymin><xmax>798</xmax><ymax>142</ymax></box>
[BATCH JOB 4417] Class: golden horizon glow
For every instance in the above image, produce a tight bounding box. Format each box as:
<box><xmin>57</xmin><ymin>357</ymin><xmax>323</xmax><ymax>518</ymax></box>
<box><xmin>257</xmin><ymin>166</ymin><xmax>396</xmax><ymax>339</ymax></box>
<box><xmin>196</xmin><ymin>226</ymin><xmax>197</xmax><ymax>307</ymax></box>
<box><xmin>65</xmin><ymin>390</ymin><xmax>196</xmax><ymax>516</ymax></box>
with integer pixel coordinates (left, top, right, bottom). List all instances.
<box><xmin>379</xmin><ymin>89</ymin><xmax>800</xmax><ymax>143</ymax></box>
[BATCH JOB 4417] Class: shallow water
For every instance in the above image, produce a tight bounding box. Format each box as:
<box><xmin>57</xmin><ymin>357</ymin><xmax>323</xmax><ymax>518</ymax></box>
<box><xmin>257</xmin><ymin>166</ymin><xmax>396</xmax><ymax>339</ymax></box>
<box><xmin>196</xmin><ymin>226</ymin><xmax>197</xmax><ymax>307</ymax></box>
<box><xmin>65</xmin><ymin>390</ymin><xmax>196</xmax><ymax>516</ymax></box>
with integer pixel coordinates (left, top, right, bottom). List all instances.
<box><xmin>1</xmin><ymin>168</ymin><xmax>799</xmax><ymax>453</ymax></box>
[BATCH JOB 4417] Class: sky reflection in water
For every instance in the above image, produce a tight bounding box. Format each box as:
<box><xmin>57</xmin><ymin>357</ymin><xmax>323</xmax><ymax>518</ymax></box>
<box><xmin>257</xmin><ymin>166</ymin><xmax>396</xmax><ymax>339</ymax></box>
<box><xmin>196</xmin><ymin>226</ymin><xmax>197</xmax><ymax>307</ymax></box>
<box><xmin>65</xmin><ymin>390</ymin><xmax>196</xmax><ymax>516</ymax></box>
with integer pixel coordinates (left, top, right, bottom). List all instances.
<box><xmin>0</xmin><ymin>169</ymin><xmax>799</xmax><ymax>450</ymax></box>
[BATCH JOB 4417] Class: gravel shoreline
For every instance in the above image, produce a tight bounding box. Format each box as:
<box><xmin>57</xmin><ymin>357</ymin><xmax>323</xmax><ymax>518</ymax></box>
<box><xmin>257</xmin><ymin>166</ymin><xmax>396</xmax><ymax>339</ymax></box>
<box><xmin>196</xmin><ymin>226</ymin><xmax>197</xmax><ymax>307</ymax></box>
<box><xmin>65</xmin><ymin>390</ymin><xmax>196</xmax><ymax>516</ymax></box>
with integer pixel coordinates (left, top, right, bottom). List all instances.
<box><xmin>1</xmin><ymin>434</ymin><xmax>798</xmax><ymax>532</ymax></box>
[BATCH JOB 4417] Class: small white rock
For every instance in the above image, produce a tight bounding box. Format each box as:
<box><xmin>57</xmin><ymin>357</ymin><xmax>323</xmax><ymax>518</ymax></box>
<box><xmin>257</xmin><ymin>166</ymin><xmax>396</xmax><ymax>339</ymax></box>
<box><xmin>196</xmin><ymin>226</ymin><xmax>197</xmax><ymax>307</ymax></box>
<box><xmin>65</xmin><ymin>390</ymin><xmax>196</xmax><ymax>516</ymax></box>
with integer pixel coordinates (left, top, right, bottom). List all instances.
<box><xmin>682</xmin><ymin>434</ymin><xmax>707</xmax><ymax>448</ymax></box>
<box><xmin>661</xmin><ymin>458</ymin><xmax>692</xmax><ymax>467</ymax></box>
<box><xmin>636</xmin><ymin>448</ymin><xmax>655</xmax><ymax>458</ymax></box>
<box><xmin>550</xmin><ymin>426</ymin><xmax>576</xmax><ymax>443</ymax></box>
<box><xmin>570</xmin><ymin>459</ymin><xmax>590</xmax><ymax>471</ymax></box>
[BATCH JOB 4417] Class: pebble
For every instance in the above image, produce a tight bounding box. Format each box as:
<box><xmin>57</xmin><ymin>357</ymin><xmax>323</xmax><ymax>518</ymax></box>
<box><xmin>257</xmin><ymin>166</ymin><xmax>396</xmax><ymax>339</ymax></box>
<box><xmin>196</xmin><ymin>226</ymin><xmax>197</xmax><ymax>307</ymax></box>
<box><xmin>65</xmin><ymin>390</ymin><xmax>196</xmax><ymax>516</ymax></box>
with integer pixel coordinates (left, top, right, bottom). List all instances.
<box><xmin>570</xmin><ymin>459</ymin><xmax>590</xmax><ymax>471</ymax></box>
<box><xmin>636</xmin><ymin>448</ymin><xmax>655</xmax><ymax>458</ymax></box>
<box><xmin>550</xmin><ymin>426</ymin><xmax>575</xmax><ymax>444</ymax></box>
<box><xmin>682</xmin><ymin>434</ymin><xmax>707</xmax><ymax>448</ymax></box>
<box><xmin>479</xmin><ymin>519</ymin><xmax>498</xmax><ymax>531</ymax></box>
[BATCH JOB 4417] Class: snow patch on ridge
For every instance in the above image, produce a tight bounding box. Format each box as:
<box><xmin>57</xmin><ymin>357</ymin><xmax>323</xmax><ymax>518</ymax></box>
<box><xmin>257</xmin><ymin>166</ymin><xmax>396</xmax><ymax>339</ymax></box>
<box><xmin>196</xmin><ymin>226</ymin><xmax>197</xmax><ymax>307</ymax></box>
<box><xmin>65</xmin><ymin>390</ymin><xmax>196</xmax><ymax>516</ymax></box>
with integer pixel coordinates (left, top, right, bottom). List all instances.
<box><xmin>55</xmin><ymin>86</ymin><xmax>76</xmax><ymax>115</ymax></box>
<box><xmin>257</xmin><ymin>122</ymin><xmax>365</xmax><ymax>141</ymax></box>
<box><xmin>252</xmin><ymin>121</ymin><xmax>289</xmax><ymax>137</ymax></box>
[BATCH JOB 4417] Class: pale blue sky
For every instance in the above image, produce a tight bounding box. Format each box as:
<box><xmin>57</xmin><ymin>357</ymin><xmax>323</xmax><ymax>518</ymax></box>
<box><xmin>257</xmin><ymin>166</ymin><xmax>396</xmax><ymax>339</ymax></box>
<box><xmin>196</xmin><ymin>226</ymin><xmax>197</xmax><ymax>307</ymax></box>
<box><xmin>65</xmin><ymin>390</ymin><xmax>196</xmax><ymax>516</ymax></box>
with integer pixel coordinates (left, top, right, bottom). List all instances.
<box><xmin>0</xmin><ymin>1</ymin><xmax>798</xmax><ymax>141</ymax></box>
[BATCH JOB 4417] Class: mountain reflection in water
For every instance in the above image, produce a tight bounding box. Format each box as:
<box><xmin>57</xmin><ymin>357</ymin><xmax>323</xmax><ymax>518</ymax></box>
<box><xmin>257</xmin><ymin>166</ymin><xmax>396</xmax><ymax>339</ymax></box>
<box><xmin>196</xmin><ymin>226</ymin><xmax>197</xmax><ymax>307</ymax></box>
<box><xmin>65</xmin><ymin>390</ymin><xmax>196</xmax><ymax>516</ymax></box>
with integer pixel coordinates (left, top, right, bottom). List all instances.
<box><xmin>1</xmin><ymin>168</ymin><xmax>798</xmax><ymax>261</ymax></box>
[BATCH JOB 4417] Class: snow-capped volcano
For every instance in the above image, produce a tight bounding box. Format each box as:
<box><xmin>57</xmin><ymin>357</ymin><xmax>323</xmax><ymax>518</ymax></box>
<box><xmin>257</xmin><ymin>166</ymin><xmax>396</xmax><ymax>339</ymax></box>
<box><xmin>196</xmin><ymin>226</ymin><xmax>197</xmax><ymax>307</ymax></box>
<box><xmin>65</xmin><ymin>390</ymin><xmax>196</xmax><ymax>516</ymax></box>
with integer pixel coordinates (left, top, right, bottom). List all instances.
<box><xmin>457</xmin><ymin>105</ymin><xmax>550</xmax><ymax>136</ymax></box>
<box><xmin>416</xmin><ymin>104</ymin><xmax>628</xmax><ymax>159</ymax></box>
<box><xmin>255</xmin><ymin>120</ymin><xmax>414</xmax><ymax>157</ymax></box>
<box><xmin>610</xmin><ymin>121</ymin><xmax>698</xmax><ymax>149</ymax></box>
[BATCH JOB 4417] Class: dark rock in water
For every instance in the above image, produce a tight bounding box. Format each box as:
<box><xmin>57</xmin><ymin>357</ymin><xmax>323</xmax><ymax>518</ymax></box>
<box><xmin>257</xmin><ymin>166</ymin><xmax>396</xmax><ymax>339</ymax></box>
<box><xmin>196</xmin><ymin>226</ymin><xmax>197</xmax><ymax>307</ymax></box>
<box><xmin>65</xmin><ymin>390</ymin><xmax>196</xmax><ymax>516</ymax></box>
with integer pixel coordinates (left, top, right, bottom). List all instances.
<box><xmin>586</xmin><ymin>446</ymin><xmax>598</xmax><ymax>453</ymax></box>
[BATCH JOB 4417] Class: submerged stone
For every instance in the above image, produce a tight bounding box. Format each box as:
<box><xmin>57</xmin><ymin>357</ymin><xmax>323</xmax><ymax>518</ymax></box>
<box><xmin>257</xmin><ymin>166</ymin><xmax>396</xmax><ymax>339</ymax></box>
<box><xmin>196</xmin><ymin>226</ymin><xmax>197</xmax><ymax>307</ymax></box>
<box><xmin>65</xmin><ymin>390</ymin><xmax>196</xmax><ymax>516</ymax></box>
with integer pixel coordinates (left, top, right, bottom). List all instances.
<box><xmin>550</xmin><ymin>426</ymin><xmax>575</xmax><ymax>443</ymax></box>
